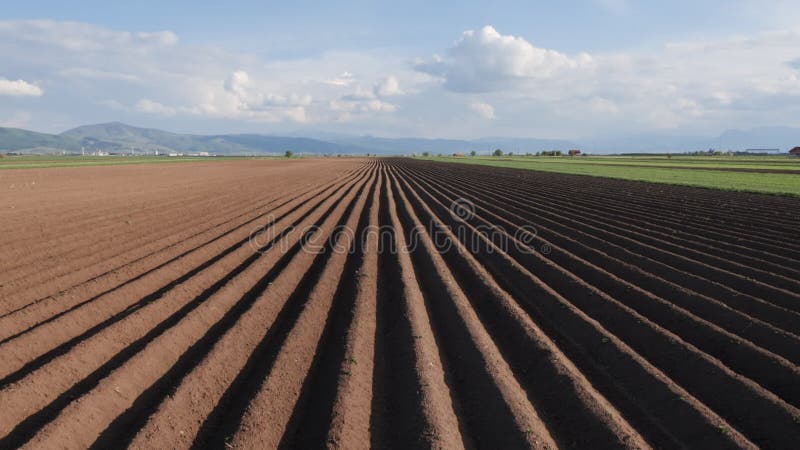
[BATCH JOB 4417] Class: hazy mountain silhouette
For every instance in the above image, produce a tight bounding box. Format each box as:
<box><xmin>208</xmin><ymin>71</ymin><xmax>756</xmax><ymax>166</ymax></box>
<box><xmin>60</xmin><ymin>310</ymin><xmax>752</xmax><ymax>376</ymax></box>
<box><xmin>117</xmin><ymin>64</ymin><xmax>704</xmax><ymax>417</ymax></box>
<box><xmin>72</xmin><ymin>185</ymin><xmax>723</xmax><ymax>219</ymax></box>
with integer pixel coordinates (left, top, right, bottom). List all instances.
<box><xmin>1</xmin><ymin>122</ymin><xmax>798</xmax><ymax>155</ymax></box>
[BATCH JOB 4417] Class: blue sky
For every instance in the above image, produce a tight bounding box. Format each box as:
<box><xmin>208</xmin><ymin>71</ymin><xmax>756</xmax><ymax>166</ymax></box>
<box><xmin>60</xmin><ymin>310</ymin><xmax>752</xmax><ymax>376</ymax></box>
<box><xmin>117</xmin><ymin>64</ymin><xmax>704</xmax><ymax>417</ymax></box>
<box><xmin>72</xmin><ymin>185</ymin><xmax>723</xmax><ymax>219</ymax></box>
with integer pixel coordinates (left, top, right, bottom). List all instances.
<box><xmin>2</xmin><ymin>1</ymin><xmax>800</xmax><ymax>138</ymax></box>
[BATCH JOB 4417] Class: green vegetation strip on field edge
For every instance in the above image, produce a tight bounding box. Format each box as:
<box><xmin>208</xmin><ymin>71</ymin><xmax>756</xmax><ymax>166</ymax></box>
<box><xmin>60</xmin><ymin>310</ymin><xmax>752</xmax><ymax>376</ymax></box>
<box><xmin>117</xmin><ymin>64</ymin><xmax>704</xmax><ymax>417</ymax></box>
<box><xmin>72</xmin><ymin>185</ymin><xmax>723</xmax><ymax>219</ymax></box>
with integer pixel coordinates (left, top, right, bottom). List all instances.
<box><xmin>477</xmin><ymin>156</ymin><xmax>800</xmax><ymax>171</ymax></box>
<box><xmin>421</xmin><ymin>157</ymin><xmax>800</xmax><ymax>197</ymax></box>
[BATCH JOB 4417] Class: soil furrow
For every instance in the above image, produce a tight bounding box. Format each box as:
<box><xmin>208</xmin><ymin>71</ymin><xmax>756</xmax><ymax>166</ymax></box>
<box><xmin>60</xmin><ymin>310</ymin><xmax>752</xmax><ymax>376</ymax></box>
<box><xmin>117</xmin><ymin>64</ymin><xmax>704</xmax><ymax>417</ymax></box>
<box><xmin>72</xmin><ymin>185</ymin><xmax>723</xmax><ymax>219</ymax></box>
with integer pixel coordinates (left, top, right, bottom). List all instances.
<box><xmin>12</xmin><ymin>165</ymin><xmax>372</xmax><ymax>449</ymax></box>
<box><xmin>404</xmin><ymin>166</ymin><xmax>800</xmax><ymax>370</ymax></box>
<box><xmin>0</xmin><ymin>167</ymin><xmax>370</xmax><ymax>448</ymax></box>
<box><xmin>392</xmin><ymin>164</ymin><xmax>755</xmax><ymax>449</ymax></box>
<box><xmin>388</xmin><ymin>167</ymin><xmax>646</xmax><ymax>449</ymax></box>
<box><xmin>397</xmin><ymin>162</ymin><xmax>800</xmax><ymax>448</ymax></box>
<box><xmin>0</xmin><ymin>167</ymin><xmax>363</xmax><ymax>340</ymax></box>
<box><xmin>3</xmin><ymin>157</ymin><xmax>797</xmax><ymax>449</ymax></box>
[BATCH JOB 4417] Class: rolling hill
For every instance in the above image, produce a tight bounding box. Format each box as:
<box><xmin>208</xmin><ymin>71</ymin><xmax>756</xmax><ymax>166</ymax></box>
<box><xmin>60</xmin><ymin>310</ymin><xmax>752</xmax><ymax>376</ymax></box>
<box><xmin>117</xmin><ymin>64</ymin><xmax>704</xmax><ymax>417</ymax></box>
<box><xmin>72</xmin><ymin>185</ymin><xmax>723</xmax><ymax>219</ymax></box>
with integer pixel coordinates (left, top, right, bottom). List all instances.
<box><xmin>60</xmin><ymin>123</ymin><xmax>368</xmax><ymax>155</ymax></box>
<box><xmin>0</xmin><ymin>127</ymin><xmax>81</xmax><ymax>153</ymax></box>
<box><xmin>1</xmin><ymin>122</ymin><xmax>799</xmax><ymax>155</ymax></box>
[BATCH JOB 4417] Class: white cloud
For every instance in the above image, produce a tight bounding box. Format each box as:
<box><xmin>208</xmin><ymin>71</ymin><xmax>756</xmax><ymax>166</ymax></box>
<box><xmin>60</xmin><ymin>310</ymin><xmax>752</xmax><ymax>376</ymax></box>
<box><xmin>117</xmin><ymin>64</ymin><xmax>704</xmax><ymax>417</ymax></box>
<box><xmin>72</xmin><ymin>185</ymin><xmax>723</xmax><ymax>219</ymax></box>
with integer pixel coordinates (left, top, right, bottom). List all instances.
<box><xmin>98</xmin><ymin>99</ymin><xmax>127</xmax><ymax>111</ymax></box>
<box><xmin>329</xmin><ymin>98</ymin><xmax>397</xmax><ymax>114</ymax></box>
<box><xmin>710</xmin><ymin>91</ymin><xmax>734</xmax><ymax>106</ymax></box>
<box><xmin>58</xmin><ymin>68</ymin><xmax>140</xmax><ymax>82</ymax></box>
<box><xmin>325</xmin><ymin>71</ymin><xmax>355</xmax><ymax>87</ymax></box>
<box><xmin>135</xmin><ymin>99</ymin><xmax>176</xmax><ymax>116</ymax></box>
<box><xmin>207</xmin><ymin>70</ymin><xmax>313</xmax><ymax>121</ymax></box>
<box><xmin>3</xmin><ymin>19</ymin><xmax>800</xmax><ymax>138</ymax></box>
<box><xmin>416</xmin><ymin>25</ymin><xmax>592</xmax><ymax>92</ymax></box>
<box><xmin>224</xmin><ymin>70</ymin><xmax>251</xmax><ymax>100</ymax></box>
<box><xmin>588</xmin><ymin>97</ymin><xmax>619</xmax><ymax>114</ymax></box>
<box><xmin>342</xmin><ymin>85</ymin><xmax>377</xmax><ymax>101</ymax></box>
<box><xmin>415</xmin><ymin>25</ymin><xmax>800</xmax><ymax>132</ymax></box>
<box><xmin>0</xmin><ymin>20</ymin><xmax>411</xmax><ymax>127</ymax></box>
<box><xmin>0</xmin><ymin>20</ymin><xmax>177</xmax><ymax>52</ymax></box>
<box><xmin>675</xmin><ymin>98</ymin><xmax>705</xmax><ymax>118</ymax></box>
<box><xmin>0</xmin><ymin>78</ymin><xmax>43</xmax><ymax>96</ymax></box>
<box><xmin>328</xmin><ymin>75</ymin><xmax>404</xmax><ymax>119</ymax></box>
<box><xmin>469</xmin><ymin>101</ymin><xmax>495</xmax><ymax>119</ymax></box>
<box><xmin>375</xmin><ymin>75</ymin><xmax>403</xmax><ymax>97</ymax></box>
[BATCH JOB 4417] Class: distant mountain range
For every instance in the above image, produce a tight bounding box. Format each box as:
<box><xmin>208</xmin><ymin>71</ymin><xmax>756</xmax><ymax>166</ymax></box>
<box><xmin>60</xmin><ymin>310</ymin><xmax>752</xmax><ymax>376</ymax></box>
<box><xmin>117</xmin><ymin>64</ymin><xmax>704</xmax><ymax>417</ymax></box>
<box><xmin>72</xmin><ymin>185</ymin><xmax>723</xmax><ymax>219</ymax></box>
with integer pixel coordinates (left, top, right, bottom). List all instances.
<box><xmin>1</xmin><ymin>122</ymin><xmax>366</xmax><ymax>156</ymax></box>
<box><xmin>1</xmin><ymin>122</ymin><xmax>799</xmax><ymax>155</ymax></box>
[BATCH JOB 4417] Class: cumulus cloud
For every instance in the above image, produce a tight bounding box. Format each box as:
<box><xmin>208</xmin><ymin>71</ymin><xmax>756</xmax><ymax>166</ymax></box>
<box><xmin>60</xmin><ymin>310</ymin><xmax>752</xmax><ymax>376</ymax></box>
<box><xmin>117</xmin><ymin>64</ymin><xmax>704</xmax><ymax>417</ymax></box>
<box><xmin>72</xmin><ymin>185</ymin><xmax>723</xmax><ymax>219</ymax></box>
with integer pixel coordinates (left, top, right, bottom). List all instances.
<box><xmin>150</xmin><ymin>70</ymin><xmax>316</xmax><ymax>123</ymax></box>
<box><xmin>416</xmin><ymin>25</ymin><xmax>592</xmax><ymax>92</ymax></box>
<box><xmin>414</xmin><ymin>25</ymin><xmax>800</xmax><ymax>132</ymax></box>
<box><xmin>4</xmin><ymin>18</ymin><xmax>800</xmax><ymax>137</ymax></box>
<box><xmin>211</xmin><ymin>70</ymin><xmax>312</xmax><ymax>120</ymax></box>
<box><xmin>0</xmin><ymin>20</ymin><xmax>412</xmax><ymax>127</ymax></box>
<box><xmin>469</xmin><ymin>101</ymin><xmax>495</xmax><ymax>119</ymax></box>
<box><xmin>375</xmin><ymin>75</ymin><xmax>403</xmax><ymax>96</ymax></box>
<box><xmin>330</xmin><ymin>85</ymin><xmax>398</xmax><ymax>117</ymax></box>
<box><xmin>0</xmin><ymin>78</ymin><xmax>43</xmax><ymax>96</ymax></box>
<box><xmin>327</xmin><ymin>75</ymin><xmax>404</xmax><ymax>119</ymax></box>
<box><xmin>224</xmin><ymin>70</ymin><xmax>251</xmax><ymax>98</ymax></box>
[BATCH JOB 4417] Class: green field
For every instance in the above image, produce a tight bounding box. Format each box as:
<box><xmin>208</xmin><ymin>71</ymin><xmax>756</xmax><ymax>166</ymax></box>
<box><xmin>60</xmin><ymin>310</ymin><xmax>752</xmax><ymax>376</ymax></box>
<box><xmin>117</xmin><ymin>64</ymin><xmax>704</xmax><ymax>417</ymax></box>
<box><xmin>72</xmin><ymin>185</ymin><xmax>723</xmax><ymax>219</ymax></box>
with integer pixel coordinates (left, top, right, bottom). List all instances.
<box><xmin>476</xmin><ymin>155</ymin><xmax>800</xmax><ymax>170</ymax></box>
<box><xmin>0</xmin><ymin>155</ymin><xmax>279</xmax><ymax>170</ymax></box>
<box><xmin>422</xmin><ymin>155</ymin><xmax>800</xmax><ymax>196</ymax></box>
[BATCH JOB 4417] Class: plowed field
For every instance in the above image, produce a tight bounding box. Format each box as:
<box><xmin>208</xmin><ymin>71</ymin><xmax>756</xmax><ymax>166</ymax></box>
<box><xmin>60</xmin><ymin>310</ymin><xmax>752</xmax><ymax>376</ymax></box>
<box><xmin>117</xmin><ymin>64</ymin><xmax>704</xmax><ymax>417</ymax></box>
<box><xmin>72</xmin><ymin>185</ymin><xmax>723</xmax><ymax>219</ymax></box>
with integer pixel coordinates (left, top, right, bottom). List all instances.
<box><xmin>1</xmin><ymin>157</ymin><xmax>798</xmax><ymax>449</ymax></box>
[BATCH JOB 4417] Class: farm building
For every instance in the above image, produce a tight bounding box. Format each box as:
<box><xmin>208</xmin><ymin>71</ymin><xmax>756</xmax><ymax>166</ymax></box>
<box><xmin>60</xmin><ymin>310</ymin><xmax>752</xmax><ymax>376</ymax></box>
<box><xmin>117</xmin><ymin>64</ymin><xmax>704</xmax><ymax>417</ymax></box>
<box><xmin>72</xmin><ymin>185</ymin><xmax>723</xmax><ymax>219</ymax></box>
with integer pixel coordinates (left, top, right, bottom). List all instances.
<box><xmin>790</xmin><ymin>147</ymin><xmax>800</xmax><ymax>156</ymax></box>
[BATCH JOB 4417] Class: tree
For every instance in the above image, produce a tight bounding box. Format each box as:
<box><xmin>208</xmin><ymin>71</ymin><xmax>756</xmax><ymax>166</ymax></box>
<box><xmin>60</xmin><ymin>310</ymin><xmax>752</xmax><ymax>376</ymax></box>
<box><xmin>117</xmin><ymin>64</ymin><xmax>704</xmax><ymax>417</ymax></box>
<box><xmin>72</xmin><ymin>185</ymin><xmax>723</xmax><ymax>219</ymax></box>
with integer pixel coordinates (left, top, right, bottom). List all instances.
<box><xmin>285</xmin><ymin>150</ymin><xmax>294</xmax><ymax>158</ymax></box>
<box><xmin>422</xmin><ymin>151</ymin><xmax>430</xmax><ymax>157</ymax></box>
<box><xmin>493</xmin><ymin>149</ymin><xmax>503</xmax><ymax>157</ymax></box>
<box><xmin>507</xmin><ymin>152</ymin><xmax>514</xmax><ymax>156</ymax></box>
<box><xmin>470</xmin><ymin>150</ymin><xmax>477</xmax><ymax>157</ymax></box>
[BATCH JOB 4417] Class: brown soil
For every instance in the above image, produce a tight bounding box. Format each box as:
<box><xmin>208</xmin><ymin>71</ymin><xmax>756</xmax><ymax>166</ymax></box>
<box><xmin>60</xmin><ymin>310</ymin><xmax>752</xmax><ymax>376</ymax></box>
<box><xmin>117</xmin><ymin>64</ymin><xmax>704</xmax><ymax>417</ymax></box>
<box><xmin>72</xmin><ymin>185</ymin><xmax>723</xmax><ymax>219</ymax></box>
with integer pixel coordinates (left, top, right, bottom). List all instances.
<box><xmin>0</xmin><ymin>157</ymin><xmax>798</xmax><ymax>449</ymax></box>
